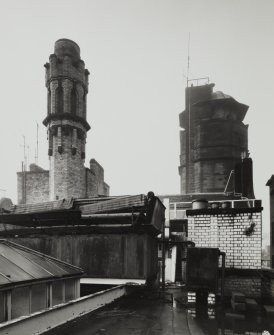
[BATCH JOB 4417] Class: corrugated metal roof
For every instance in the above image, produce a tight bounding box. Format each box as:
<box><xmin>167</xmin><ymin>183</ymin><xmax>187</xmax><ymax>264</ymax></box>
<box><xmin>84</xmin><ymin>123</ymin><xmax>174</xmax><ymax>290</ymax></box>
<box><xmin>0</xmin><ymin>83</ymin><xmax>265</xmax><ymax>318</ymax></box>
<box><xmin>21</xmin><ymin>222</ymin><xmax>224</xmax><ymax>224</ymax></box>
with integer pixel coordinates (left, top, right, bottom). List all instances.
<box><xmin>0</xmin><ymin>240</ymin><xmax>83</xmax><ymax>287</ymax></box>
<box><xmin>11</xmin><ymin>198</ymin><xmax>74</xmax><ymax>215</ymax></box>
<box><xmin>79</xmin><ymin>194</ymin><xmax>147</xmax><ymax>215</ymax></box>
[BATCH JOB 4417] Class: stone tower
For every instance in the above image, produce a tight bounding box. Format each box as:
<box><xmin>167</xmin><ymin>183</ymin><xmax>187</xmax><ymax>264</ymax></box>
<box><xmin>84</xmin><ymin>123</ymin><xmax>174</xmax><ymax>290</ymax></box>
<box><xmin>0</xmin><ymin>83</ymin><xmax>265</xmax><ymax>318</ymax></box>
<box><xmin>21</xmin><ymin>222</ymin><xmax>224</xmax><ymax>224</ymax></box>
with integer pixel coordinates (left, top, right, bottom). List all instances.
<box><xmin>43</xmin><ymin>39</ymin><xmax>90</xmax><ymax>200</ymax></box>
<box><xmin>179</xmin><ymin>83</ymin><xmax>254</xmax><ymax>196</ymax></box>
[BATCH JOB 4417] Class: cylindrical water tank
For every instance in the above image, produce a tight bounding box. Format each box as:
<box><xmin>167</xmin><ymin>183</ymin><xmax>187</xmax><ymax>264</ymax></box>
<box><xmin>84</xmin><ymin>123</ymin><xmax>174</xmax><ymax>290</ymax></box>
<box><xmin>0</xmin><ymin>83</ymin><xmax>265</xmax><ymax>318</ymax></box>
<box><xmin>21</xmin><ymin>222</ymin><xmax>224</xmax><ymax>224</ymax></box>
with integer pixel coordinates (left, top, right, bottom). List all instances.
<box><xmin>192</xmin><ymin>199</ymin><xmax>208</xmax><ymax>210</ymax></box>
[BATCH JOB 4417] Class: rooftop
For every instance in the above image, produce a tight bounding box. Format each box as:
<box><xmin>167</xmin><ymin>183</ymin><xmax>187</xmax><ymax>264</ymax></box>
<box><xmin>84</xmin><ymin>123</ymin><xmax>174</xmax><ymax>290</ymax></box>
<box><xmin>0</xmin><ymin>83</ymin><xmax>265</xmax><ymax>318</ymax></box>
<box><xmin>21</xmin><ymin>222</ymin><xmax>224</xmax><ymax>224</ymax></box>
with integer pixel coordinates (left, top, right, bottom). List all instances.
<box><xmin>0</xmin><ymin>240</ymin><xmax>83</xmax><ymax>288</ymax></box>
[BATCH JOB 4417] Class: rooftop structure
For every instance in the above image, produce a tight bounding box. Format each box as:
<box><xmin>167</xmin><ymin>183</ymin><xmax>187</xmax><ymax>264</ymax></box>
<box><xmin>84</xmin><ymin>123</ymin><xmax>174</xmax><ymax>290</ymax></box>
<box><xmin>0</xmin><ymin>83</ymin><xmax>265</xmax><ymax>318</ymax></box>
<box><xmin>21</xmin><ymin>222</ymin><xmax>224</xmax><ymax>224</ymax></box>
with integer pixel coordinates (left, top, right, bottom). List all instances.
<box><xmin>0</xmin><ymin>240</ymin><xmax>83</xmax><ymax>323</ymax></box>
<box><xmin>179</xmin><ymin>83</ymin><xmax>255</xmax><ymax>198</ymax></box>
<box><xmin>0</xmin><ymin>193</ymin><xmax>165</xmax><ymax>283</ymax></box>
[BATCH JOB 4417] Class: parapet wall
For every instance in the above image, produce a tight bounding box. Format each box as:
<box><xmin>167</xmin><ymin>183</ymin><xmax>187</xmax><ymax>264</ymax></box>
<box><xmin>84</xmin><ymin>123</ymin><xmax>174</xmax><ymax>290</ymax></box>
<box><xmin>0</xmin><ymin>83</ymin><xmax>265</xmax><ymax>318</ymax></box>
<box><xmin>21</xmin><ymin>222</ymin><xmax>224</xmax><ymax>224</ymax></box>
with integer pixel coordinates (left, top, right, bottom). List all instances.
<box><xmin>17</xmin><ymin>171</ymin><xmax>49</xmax><ymax>204</ymax></box>
<box><xmin>7</xmin><ymin>233</ymin><xmax>158</xmax><ymax>280</ymax></box>
<box><xmin>187</xmin><ymin>208</ymin><xmax>262</xmax><ymax>269</ymax></box>
<box><xmin>261</xmin><ymin>269</ymin><xmax>274</xmax><ymax>303</ymax></box>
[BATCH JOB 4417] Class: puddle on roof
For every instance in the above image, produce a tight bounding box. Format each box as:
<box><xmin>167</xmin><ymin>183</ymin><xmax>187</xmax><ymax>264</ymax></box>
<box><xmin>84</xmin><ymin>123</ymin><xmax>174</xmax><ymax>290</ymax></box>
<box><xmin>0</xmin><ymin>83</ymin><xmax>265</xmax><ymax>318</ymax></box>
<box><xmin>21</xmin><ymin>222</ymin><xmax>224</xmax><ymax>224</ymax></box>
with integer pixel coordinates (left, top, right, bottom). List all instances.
<box><xmin>187</xmin><ymin>304</ymin><xmax>274</xmax><ymax>335</ymax></box>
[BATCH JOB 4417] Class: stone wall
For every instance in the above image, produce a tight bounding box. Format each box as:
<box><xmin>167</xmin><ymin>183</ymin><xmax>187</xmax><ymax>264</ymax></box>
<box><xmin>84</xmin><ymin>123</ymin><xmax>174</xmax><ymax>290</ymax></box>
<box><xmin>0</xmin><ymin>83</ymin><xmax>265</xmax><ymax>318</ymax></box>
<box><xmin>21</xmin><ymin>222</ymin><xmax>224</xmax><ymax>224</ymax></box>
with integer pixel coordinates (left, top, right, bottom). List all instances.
<box><xmin>17</xmin><ymin>171</ymin><xmax>49</xmax><ymax>204</ymax></box>
<box><xmin>187</xmin><ymin>209</ymin><xmax>262</xmax><ymax>269</ymax></box>
<box><xmin>88</xmin><ymin>159</ymin><xmax>109</xmax><ymax>197</ymax></box>
<box><xmin>7</xmin><ymin>233</ymin><xmax>158</xmax><ymax>280</ymax></box>
<box><xmin>16</xmin><ymin>40</ymin><xmax>109</xmax><ymax>204</ymax></box>
<box><xmin>17</xmin><ymin>160</ymin><xmax>109</xmax><ymax>204</ymax></box>
<box><xmin>49</xmin><ymin>129</ymin><xmax>86</xmax><ymax>200</ymax></box>
<box><xmin>179</xmin><ymin>84</ymin><xmax>249</xmax><ymax>195</ymax></box>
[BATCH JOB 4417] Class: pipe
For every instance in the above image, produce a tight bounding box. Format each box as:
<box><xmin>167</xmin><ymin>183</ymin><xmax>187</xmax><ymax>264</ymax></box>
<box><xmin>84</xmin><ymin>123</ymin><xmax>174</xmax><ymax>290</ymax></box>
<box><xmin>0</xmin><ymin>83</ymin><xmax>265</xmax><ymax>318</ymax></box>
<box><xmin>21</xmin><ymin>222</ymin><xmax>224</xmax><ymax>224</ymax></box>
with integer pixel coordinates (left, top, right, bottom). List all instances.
<box><xmin>159</xmin><ymin>240</ymin><xmax>195</xmax><ymax>247</ymax></box>
<box><xmin>219</xmin><ymin>251</ymin><xmax>226</xmax><ymax>304</ymax></box>
<box><xmin>81</xmin><ymin>213</ymin><xmax>138</xmax><ymax>219</ymax></box>
<box><xmin>161</xmin><ymin>219</ymin><xmax>165</xmax><ymax>291</ymax></box>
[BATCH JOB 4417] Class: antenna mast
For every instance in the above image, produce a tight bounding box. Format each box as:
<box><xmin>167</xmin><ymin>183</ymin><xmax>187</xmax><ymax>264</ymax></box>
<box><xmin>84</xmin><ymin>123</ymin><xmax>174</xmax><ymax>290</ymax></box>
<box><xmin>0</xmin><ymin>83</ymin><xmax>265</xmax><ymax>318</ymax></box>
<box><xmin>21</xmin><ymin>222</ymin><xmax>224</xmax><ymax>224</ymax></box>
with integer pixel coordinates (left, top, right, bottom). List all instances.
<box><xmin>35</xmin><ymin>121</ymin><xmax>39</xmax><ymax>165</ymax></box>
<box><xmin>187</xmin><ymin>32</ymin><xmax>190</xmax><ymax>87</ymax></box>
<box><xmin>22</xmin><ymin>135</ymin><xmax>26</xmax><ymax>171</ymax></box>
<box><xmin>187</xmin><ymin>33</ymin><xmax>191</xmax><ymax>193</ymax></box>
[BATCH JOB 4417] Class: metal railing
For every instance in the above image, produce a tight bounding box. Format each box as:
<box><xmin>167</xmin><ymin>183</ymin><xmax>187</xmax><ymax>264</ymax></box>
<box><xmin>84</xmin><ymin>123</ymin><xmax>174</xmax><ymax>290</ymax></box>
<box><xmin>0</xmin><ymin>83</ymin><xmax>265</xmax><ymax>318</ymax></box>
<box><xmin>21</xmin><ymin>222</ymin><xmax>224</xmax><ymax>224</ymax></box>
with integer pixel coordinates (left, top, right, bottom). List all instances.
<box><xmin>169</xmin><ymin>199</ymin><xmax>258</xmax><ymax>220</ymax></box>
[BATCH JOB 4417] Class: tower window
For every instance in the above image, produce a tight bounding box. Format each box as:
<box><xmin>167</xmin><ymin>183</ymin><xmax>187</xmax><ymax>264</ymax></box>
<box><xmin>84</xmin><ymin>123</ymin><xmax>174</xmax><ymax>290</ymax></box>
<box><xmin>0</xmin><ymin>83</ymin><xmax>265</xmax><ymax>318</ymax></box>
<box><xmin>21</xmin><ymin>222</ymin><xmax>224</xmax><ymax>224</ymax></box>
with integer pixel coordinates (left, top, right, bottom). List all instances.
<box><xmin>71</xmin><ymin>85</ymin><xmax>77</xmax><ymax>115</ymax></box>
<box><xmin>56</xmin><ymin>84</ymin><xmax>63</xmax><ymax>114</ymax></box>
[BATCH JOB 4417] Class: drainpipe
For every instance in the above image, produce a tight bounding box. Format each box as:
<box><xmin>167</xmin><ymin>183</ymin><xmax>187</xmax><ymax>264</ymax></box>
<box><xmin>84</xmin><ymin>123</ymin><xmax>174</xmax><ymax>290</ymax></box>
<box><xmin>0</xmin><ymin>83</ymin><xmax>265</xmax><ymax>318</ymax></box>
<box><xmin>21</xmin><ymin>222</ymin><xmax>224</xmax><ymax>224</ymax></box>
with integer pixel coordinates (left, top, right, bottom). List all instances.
<box><xmin>162</xmin><ymin>218</ymin><xmax>165</xmax><ymax>291</ymax></box>
<box><xmin>219</xmin><ymin>251</ymin><xmax>226</xmax><ymax>304</ymax></box>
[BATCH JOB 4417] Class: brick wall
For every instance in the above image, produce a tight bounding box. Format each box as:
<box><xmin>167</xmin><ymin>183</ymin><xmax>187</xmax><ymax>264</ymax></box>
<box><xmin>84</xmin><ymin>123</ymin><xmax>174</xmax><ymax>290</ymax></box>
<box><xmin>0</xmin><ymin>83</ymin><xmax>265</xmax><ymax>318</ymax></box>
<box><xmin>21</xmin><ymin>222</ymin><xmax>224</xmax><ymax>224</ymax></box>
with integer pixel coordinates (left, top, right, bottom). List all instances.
<box><xmin>222</xmin><ymin>276</ymin><xmax>261</xmax><ymax>298</ymax></box>
<box><xmin>17</xmin><ymin>171</ymin><xmax>49</xmax><ymax>204</ymax></box>
<box><xmin>187</xmin><ymin>209</ymin><xmax>262</xmax><ymax>269</ymax></box>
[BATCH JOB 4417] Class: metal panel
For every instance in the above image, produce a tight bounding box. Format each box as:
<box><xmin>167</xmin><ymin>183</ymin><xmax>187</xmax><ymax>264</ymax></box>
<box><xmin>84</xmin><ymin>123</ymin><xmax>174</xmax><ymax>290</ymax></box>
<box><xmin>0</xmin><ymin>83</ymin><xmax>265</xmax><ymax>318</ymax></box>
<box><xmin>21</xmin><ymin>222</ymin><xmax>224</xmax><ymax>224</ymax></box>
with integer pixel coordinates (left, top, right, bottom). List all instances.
<box><xmin>186</xmin><ymin>247</ymin><xmax>219</xmax><ymax>292</ymax></box>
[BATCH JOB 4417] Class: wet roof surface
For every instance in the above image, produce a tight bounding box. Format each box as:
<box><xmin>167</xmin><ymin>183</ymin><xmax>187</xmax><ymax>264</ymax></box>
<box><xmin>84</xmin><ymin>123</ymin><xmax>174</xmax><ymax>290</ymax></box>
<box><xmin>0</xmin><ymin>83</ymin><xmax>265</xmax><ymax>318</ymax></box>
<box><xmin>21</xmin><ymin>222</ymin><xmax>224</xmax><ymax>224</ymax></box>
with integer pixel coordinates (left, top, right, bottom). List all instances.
<box><xmin>0</xmin><ymin>240</ymin><xmax>83</xmax><ymax>286</ymax></box>
<box><xmin>44</xmin><ymin>288</ymin><xmax>274</xmax><ymax>335</ymax></box>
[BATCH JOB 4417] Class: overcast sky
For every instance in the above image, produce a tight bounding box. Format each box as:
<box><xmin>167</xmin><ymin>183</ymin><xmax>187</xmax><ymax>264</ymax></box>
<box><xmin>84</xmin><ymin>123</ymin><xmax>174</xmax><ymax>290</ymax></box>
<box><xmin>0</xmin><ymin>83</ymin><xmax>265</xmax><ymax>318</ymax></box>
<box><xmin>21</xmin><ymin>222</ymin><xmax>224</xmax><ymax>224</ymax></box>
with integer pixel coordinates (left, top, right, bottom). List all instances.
<box><xmin>0</xmin><ymin>0</ymin><xmax>273</xmax><ymax>244</ymax></box>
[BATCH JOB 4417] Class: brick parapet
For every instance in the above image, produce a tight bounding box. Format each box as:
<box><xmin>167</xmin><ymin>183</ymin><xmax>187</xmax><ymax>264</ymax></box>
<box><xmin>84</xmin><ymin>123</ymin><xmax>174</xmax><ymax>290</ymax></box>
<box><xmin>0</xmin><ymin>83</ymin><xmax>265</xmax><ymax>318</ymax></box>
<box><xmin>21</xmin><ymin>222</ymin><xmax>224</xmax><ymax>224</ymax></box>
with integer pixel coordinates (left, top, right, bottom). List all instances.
<box><xmin>187</xmin><ymin>210</ymin><xmax>262</xmax><ymax>270</ymax></box>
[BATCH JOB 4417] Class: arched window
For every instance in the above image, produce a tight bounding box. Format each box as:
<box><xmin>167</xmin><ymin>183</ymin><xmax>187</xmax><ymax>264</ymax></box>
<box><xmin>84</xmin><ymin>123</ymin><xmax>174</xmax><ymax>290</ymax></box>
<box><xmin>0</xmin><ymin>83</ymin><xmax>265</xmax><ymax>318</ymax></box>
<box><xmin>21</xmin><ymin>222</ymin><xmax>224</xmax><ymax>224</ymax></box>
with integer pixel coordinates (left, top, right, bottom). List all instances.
<box><xmin>71</xmin><ymin>84</ymin><xmax>77</xmax><ymax>115</ymax></box>
<box><xmin>47</xmin><ymin>88</ymin><xmax>51</xmax><ymax>115</ymax></box>
<box><xmin>56</xmin><ymin>83</ymin><xmax>63</xmax><ymax>114</ymax></box>
<box><xmin>83</xmin><ymin>93</ymin><xmax>87</xmax><ymax>119</ymax></box>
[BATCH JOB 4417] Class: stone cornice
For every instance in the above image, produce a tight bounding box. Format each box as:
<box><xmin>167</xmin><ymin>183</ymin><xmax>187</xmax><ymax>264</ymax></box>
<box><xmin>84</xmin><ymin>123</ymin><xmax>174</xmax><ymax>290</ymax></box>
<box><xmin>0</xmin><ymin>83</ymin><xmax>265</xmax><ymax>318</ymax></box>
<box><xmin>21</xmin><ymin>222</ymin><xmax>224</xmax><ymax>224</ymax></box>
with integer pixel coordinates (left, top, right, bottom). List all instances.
<box><xmin>43</xmin><ymin>113</ymin><xmax>91</xmax><ymax>131</ymax></box>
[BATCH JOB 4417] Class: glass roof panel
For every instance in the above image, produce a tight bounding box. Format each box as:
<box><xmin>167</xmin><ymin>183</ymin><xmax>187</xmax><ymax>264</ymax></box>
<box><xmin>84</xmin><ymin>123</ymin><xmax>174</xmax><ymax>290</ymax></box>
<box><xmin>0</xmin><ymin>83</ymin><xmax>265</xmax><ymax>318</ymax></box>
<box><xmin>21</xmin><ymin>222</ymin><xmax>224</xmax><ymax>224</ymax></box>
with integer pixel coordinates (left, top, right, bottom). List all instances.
<box><xmin>14</xmin><ymin>248</ymin><xmax>70</xmax><ymax>277</ymax></box>
<box><xmin>0</xmin><ymin>255</ymin><xmax>33</xmax><ymax>283</ymax></box>
<box><xmin>0</xmin><ymin>244</ymin><xmax>53</xmax><ymax>279</ymax></box>
<box><xmin>0</xmin><ymin>273</ymin><xmax>12</xmax><ymax>285</ymax></box>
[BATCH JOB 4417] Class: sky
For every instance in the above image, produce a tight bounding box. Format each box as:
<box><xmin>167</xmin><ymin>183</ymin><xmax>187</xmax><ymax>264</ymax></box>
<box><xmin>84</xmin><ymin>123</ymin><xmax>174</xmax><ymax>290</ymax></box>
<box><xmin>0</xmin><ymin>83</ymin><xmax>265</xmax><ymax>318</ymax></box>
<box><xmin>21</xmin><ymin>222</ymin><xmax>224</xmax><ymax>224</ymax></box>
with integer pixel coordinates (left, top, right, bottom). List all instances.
<box><xmin>0</xmin><ymin>0</ymin><xmax>273</xmax><ymax>245</ymax></box>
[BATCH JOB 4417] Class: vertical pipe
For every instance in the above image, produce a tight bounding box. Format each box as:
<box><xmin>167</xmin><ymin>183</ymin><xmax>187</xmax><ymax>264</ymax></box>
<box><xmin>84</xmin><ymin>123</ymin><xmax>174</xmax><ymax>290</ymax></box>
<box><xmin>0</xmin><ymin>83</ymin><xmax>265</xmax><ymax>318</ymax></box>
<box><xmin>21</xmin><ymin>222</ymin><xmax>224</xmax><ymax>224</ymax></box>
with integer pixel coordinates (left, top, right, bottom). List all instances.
<box><xmin>162</xmin><ymin>218</ymin><xmax>165</xmax><ymax>291</ymax></box>
<box><xmin>174</xmin><ymin>203</ymin><xmax>177</xmax><ymax>219</ymax></box>
<box><xmin>220</xmin><ymin>252</ymin><xmax>226</xmax><ymax>304</ymax></box>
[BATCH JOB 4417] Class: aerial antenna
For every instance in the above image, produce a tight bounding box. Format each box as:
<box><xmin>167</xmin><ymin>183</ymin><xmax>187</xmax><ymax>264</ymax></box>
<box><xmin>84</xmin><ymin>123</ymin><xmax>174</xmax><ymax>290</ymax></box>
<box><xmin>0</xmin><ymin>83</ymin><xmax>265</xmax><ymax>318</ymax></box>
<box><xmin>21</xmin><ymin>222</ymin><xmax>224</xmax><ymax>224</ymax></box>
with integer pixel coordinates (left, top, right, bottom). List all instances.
<box><xmin>187</xmin><ymin>32</ymin><xmax>190</xmax><ymax>87</ymax></box>
<box><xmin>186</xmin><ymin>32</ymin><xmax>191</xmax><ymax>193</ymax></box>
<box><xmin>22</xmin><ymin>135</ymin><xmax>26</xmax><ymax>171</ymax></box>
<box><xmin>35</xmin><ymin>121</ymin><xmax>39</xmax><ymax>165</ymax></box>
<box><xmin>27</xmin><ymin>145</ymin><xmax>30</xmax><ymax>170</ymax></box>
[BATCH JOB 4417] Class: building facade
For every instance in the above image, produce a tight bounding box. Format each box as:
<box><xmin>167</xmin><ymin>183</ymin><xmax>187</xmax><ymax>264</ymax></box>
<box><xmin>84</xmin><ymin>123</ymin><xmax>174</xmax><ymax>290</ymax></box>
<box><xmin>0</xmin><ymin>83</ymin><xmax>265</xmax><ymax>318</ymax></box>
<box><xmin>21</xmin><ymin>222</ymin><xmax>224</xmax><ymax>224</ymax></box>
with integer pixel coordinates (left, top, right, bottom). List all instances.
<box><xmin>17</xmin><ymin>39</ymin><xmax>109</xmax><ymax>204</ymax></box>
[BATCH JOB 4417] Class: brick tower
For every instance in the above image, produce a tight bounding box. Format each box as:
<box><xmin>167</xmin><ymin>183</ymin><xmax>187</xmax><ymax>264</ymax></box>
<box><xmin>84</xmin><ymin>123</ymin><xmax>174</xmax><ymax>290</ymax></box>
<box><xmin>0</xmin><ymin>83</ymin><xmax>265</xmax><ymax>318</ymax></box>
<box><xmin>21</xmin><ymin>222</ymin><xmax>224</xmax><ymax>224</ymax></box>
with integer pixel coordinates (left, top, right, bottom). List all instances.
<box><xmin>43</xmin><ymin>39</ymin><xmax>90</xmax><ymax>200</ymax></box>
